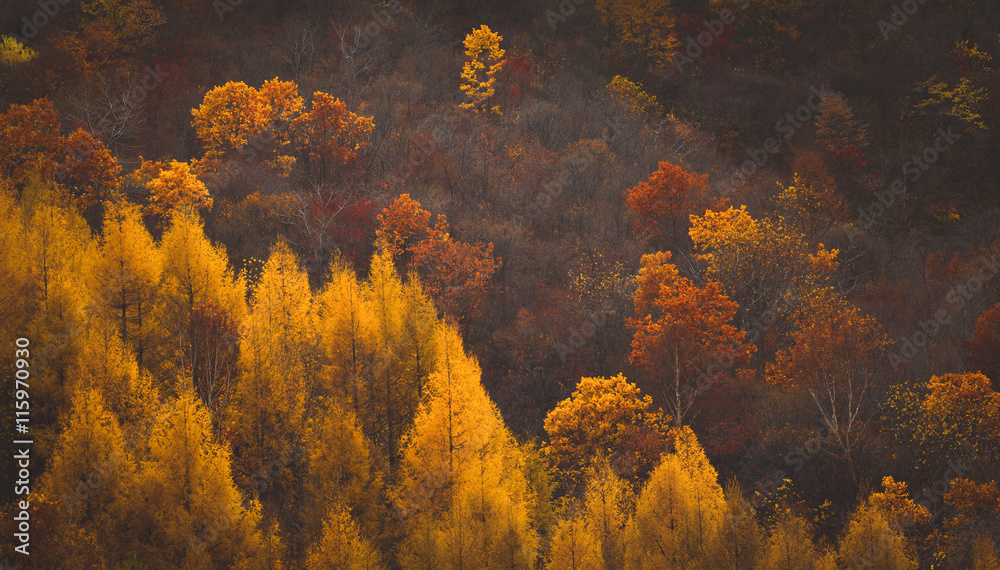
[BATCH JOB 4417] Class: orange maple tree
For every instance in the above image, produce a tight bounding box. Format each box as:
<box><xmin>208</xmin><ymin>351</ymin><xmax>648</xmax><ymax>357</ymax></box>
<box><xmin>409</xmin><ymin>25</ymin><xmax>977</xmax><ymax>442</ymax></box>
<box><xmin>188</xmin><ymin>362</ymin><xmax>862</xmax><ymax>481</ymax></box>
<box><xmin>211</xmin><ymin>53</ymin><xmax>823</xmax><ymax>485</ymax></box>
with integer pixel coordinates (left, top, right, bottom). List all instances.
<box><xmin>965</xmin><ymin>302</ymin><xmax>1000</xmax><ymax>386</ymax></box>
<box><xmin>628</xmin><ymin>250</ymin><xmax>754</xmax><ymax>426</ymax></box>
<box><xmin>376</xmin><ymin>194</ymin><xmax>500</xmax><ymax>327</ymax></box>
<box><xmin>293</xmin><ymin>92</ymin><xmax>374</xmax><ymax>179</ymax></box>
<box><xmin>624</xmin><ymin>160</ymin><xmax>712</xmax><ymax>245</ymax></box>
<box><xmin>375</xmin><ymin>193</ymin><xmax>434</xmax><ymax>261</ymax></box>
<box><xmin>57</xmin><ymin>128</ymin><xmax>122</xmax><ymax>208</ymax></box>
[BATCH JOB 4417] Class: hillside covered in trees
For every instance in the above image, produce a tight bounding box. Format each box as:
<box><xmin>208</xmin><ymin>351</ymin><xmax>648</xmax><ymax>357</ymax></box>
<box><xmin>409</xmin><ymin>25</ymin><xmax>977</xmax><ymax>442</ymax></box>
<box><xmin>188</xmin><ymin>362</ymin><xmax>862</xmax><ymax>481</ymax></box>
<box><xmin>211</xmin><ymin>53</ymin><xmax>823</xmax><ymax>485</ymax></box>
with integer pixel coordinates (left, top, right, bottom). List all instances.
<box><xmin>1</xmin><ymin>0</ymin><xmax>1000</xmax><ymax>568</ymax></box>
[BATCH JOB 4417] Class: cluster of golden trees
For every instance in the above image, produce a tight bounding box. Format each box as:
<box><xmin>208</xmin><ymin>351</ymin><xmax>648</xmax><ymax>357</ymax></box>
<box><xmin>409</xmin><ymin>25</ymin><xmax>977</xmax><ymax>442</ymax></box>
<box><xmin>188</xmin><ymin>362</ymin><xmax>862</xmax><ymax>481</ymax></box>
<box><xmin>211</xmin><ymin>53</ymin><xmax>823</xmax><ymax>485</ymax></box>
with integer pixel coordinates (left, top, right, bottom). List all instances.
<box><xmin>4</xmin><ymin>176</ymin><xmax>999</xmax><ymax>568</ymax></box>
<box><xmin>0</xmin><ymin>175</ymin><xmax>541</xmax><ymax>567</ymax></box>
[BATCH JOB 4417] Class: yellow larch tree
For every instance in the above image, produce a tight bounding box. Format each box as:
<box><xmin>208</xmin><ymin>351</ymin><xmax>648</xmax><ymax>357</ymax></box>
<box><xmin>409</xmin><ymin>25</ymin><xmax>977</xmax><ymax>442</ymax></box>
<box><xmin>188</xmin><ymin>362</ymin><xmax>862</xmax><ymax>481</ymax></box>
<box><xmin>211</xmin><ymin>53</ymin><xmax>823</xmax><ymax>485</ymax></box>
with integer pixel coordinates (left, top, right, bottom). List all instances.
<box><xmin>399</xmin><ymin>276</ymin><xmax>440</xmax><ymax>404</ymax></box>
<box><xmin>300</xmin><ymin>397</ymin><xmax>383</xmax><ymax>544</ymax></box>
<box><xmin>317</xmin><ymin>254</ymin><xmax>376</xmax><ymax>411</ymax></box>
<box><xmin>305</xmin><ymin>501</ymin><xmax>385</xmax><ymax>570</ymax></box>
<box><xmin>17</xmin><ymin>179</ymin><xmax>95</xmax><ymax>430</ymax></box>
<box><xmin>88</xmin><ymin>200</ymin><xmax>164</xmax><ymax>370</ymax></box>
<box><xmin>837</xmin><ymin>477</ymin><xmax>925</xmax><ymax>570</ymax></box>
<box><xmin>42</xmin><ymin>388</ymin><xmax>131</xmax><ymax>537</ymax></box>
<box><xmin>762</xmin><ymin>507</ymin><xmax>836</xmax><ymax>570</ymax></box>
<box><xmin>630</xmin><ymin>427</ymin><xmax>726</xmax><ymax>568</ymax></box>
<box><xmin>158</xmin><ymin>210</ymin><xmax>246</xmax><ymax>429</ymax></box>
<box><xmin>365</xmin><ymin>246</ymin><xmax>411</xmax><ymax>463</ymax></box>
<box><xmin>460</xmin><ymin>25</ymin><xmax>506</xmax><ymax>115</ymax></box>
<box><xmin>546</xmin><ymin>503</ymin><xmax>604</xmax><ymax>570</ymax></box>
<box><xmin>581</xmin><ymin>457</ymin><xmax>635</xmax><ymax>569</ymax></box>
<box><xmin>229</xmin><ymin>242</ymin><xmax>316</xmax><ymax>488</ymax></box>
<box><xmin>710</xmin><ymin>480</ymin><xmax>764</xmax><ymax>569</ymax></box>
<box><xmin>159</xmin><ymin>209</ymin><xmax>246</xmax><ymax>335</ymax></box>
<box><xmin>126</xmin><ymin>392</ymin><xmax>275</xmax><ymax>569</ymax></box>
<box><xmin>67</xmin><ymin>312</ymin><xmax>159</xmax><ymax>429</ymax></box>
<box><xmin>393</xmin><ymin>324</ymin><xmax>538</xmax><ymax>569</ymax></box>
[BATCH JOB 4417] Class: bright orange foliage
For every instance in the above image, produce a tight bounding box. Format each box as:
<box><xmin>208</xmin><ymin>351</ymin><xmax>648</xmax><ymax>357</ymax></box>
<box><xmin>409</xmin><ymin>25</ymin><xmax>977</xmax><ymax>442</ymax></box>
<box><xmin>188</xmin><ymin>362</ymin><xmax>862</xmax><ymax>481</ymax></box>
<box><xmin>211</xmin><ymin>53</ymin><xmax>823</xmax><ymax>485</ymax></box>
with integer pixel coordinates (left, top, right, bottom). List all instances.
<box><xmin>625</xmin><ymin>160</ymin><xmax>709</xmax><ymax>243</ymax></box>
<box><xmin>376</xmin><ymin>194</ymin><xmax>500</xmax><ymax>326</ymax></box>
<box><xmin>628</xmin><ymin>250</ymin><xmax>754</xmax><ymax>426</ymax></box>
<box><xmin>966</xmin><ymin>302</ymin><xmax>1000</xmax><ymax>385</ymax></box>
<box><xmin>58</xmin><ymin>128</ymin><xmax>122</xmax><ymax>207</ymax></box>
<box><xmin>294</xmin><ymin>92</ymin><xmax>374</xmax><ymax>179</ymax></box>
<box><xmin>411</xmin><ymin>233</ymin><xmax>500</xmax><ymax>326</ymax></box>
<box><xmin>375</xmin><ymin>193</ymin><xmax>434</xmax><ymax>260</ymax></box>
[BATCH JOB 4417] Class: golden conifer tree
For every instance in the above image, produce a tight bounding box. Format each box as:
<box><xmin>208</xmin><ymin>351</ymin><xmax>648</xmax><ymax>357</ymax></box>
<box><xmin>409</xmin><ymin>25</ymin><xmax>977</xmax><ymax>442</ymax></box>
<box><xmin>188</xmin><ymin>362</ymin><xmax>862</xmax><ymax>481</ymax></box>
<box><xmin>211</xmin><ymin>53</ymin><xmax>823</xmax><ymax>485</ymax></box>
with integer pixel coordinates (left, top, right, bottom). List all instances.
<box><xmin>229</xmin><ymin>242</ymin><xmax>315</xmax><ymax>486</ymax></box>
<box><xmin>42</xmin><ymin>388</ymin><xmax>131</xmax><ymax>532</ymax></box>
<box><xmin>394</xmin><ymin>324</ymin><xmax>538</xmax><ymax>568</ymax></box>
<box><xmin>317</xmin><ymin>254</ymin><xmax>376</xmax><ymax>411</ymax></box>
<box><xmin>301</xmin><ymin>398</ymin><xmax>383</xmax><ymax>542</ymax></box>
<box><xmin>89</xmin><ymin>200</ymin><xmax>164</xmax><ymax>369</ymax></box>
<box><xmin>127</xmin><ymin>392</ymin><xmax>271</xmax><ymax>568</ymax></box>
<box><xmin>306</xmin><ymin>501</ymin><xmax>385</xmax><ymax>570</ymax></box>
<box><xmin>460</xmin><ymin>25</ymin><xmax>506</xmax><ymax>114</ymax></box>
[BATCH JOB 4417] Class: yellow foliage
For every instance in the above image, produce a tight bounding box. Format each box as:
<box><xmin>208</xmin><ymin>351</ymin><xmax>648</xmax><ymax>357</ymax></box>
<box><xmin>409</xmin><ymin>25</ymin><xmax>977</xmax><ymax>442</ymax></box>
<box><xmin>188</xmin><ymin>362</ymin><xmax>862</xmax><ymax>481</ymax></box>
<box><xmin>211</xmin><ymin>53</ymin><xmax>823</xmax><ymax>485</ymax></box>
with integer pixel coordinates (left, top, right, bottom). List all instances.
<box><xmin>158</xmin><ymin>210</ymin><xmax>246</xmax><ymax>382</ymax></box>
<box><xmin>394</xmin><ymin>324</ymin><xmax>538</xmax><ymax>568</ymax></box>
<box><xmin>544</xmin><ymin>374</ymin><xmax>670</xmax><ymax>486</ymax></box>
<box><xmin>460</xmin><ymin>25</ymin><xmax>506</xmax><ymax>114</ymax></box>
<box><xmin>595</xmin><ymin>0</ymin><xmax>680</xmax><ymax>73</ymax></box>
<box><xmin>302</xmin><ymin>398</ymin><xmax>382</xmax><ymax>541</ymax></box>
<box><xmin>229</xmin><ymin>242</ymin><xmax>315</xmax><ymax>479</ymax></box>
<box><xmin>128</xmin><ymin>392</ymin><xmax>269</xmax><ymax>568</ymax></box>
<box><xmin>837</xmin><ymin>500</ymin><xmax>919</xmax><ymax>570</ymax></box>
<box><xmin>42</xmin><ymin>388</ymin><xmax>131</xmax><ymax>527</ymax></box>
<box><xmin>608</xmin><ymin>75</ymin><xmax>660</xmax><ymax>116</ymax></box>
<box><xmin>305</xmin><ymin>501</ymin><xmax>385</xmax><ymax>570</ymax></box>
<box><xmin>143</xmin><ymin>159</ymin><xmax>213</xmax><ymax>219</ymax></box>
<box><xmin>68</xmin><ymin>312</ymin><xmax>158</xmax><ymax>428</ymax></box>
<box><xmin>0</xmin><ymin>35</ymin><xmax>36</xmax><ymax>68</ymax></box>
<box><xmin>89</xmin><ymin>200</ymin><xmax>164</xmax><ymax>369</ymax></box>
<box><xmin>546</xmin><ymin>509</ymin><xmax>603</xmax><ymax>570</ymax></box>
<box><xmin>762</xmin><ymin>509</ymin><xmax>830</xmax><ymax>570</ymax></box>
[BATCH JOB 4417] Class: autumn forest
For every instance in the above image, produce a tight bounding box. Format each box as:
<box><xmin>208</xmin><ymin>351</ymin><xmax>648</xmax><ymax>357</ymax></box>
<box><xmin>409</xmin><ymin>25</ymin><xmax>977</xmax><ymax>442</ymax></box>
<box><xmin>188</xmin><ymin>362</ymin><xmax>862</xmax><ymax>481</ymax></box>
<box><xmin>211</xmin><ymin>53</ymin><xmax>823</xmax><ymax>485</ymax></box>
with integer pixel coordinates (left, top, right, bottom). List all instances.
<box><xmin>1</xmin><ymin>0</ymin><xmax>1000</xmax><ymax>568</ymax></box>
